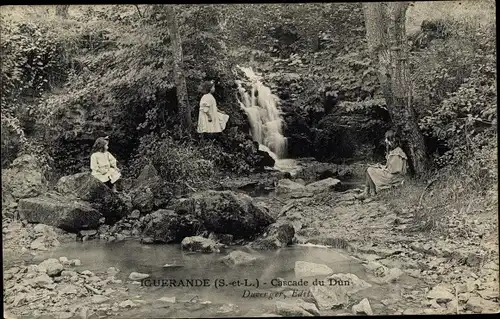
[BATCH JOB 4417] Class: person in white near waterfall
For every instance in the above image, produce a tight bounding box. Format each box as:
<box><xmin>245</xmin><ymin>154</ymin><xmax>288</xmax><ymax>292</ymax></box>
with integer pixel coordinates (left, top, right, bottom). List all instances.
<box><xmin>197</xmin><ymin>80</ymin><xmax>229</xmax><ymax>134</ymax></box>
<box><xmin>90</xmin><ymin>136</ymin><xmax>121</xmax><ymax>193</ymax></box>
<box><xmin>357</xmin><ymin>130</ymin><xmax>408</xmax><ymax>199</ymax></box>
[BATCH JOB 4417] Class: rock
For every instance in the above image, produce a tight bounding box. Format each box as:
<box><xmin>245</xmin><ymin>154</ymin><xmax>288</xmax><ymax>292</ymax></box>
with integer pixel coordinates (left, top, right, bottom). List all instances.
<box><xmin>296</xmin><ymin>299</ymin><xmax>320</xmax><ymax>316</ymax></box>
<box><xmin>78</xmin><ymin>307</ymin><xmax>89</xmax><ymax>319</ymax></box>
<box><xmin>129</xmin><ymin>183</ymin><xmax>157</xmax><ymax>214</ymax></box>
<box><xmin>217</xmin><ymin>303</ymin><xmax>239</xmax><ymax>314</ymax></box>
<box><xmin>141</xmin><ymin>237</ymin><xmax>154</xmax><ymax>244</ymax></box>
<box><xmin>141</xmin><ymin>209</ymin><xmax>205</xmax><ymax>244</ymax></box>
<box><xmin>136</xmin><ymin>164</ymin><xmax>160</xmax><ymax>185</ymax></box>
<box><xmin>78</xmin><ymin>230</ymin><xmax>98</xmax><ymax>241</ymax></box>
<box><xmin>384</xmin><ymin>267</ymin><xmax>404</xmax><ymax>282</ymax></box>
<box><xmin>447</xmin><ymin>298</ymin><xmax>458</xmax><ymax>312</ymax></box>
<box><xmin>116</xmin><ymin>234</ymin><xmax>125</xmax><ymax>241</ymax></box>
<box><xmin>427</xmin><ymin>285</ymin><xmax>455</xmax><ymax>303</ymax></box>
<box><xmin>402</xmin><ymin>308</ymin><xmax>422</xmax><ymax>315</ymax></box>
<box><xmin>295</xmin><ymin>261</ymin><xmax>333</xmax><ymax>278</ymax></box>
<box><xmin>275</xmin><ymin>301</ymin><xmax>313</xmax><ymax>316</ymax></box>
<box><xmin>71</xmin><ymin>259</ymin><xmax>82</xmax><ymax>266</ymax></box>
<box><xmin>29</xmin><ymin>273</ymin><xmax>53</xmax><ymax>288</ymax></box>
<box><xmin>54</xmin><ymin>172</ymin><xmax>130</xmax><ymax>223</ymax></box>
<box><xmin>251</xmin><ymin>221</ymin><xmax>295</xmax><ymax>250</ymax></box>
<box><xmin>174</xmin><ymin>190</ymin><xmax>275</xmax><ymax>239</ymax></box>
<box><xmin>157</xmin><ymin>296</ymin><xmax>176</xmax><ymax>303</ymax></box>
<box><xmin>371</xmin><ymin>267</ymin><xmax>404</xmax><ymax>283</ymax></box>
<box><xmin>119</xmin><ymin>300</ymin><xmax>136</xmax><ymax>308</ymax></box>
<box><xmin>92</xmin><ymin>295</ymin><xmax>110</xmax><ymax>304</ymax></box>
<box><xmin>352</xmin><ymin>298</ymin><xmax>374</xmax><ymax>315</ymax></box>
<box><xmin>59</xmin><ymin>257</ymin><xmax>70</xmax><ymax>265</ymax></box>
<box><xmin>33</xmin><ymin>223</ymin><xmax>57</xmax><ymax>235</ymax></box>
<box><xmin>363</xmin><ymin>261</ymin><xmax>388</xmax><ymax>277</ymax></box>
<box><xmin>81</xmin><ymin>270</ymin><xmax>94</xmax><ymax>276</ymax></box>
<box><xmin>310</xmin><ymin>273</ymin><xmax>372</xmax><ymax>310</ymax></box>
<box><xmin>483</xmin><ymin>261</ymin><xmax>499</xmax><ymax>271</ymax></box>
<box><xmin>128</xmin><ymin>272</ymin><xmax>150</xmax><ymax>281</ymax></box>
<box><xmin>128</xmin><ymin>210</ymin><xmax>140</xmax><ymax>219</ymax></box>
<box><xmin>1</xmin><ymin>154</ymin><xmax>48</xmax><ymax>201</ymax></box>
<box><xmin>181</xmin><ymin>236</ymin><xmax>218</xmax><ymax>253</ymax></box>
<box><xmin>18</xmin><ymin>194</ymin><xmax>101</xmax><ymax>232</ymax></box>
<box><xmin>38</xmin><ymin>258</ymin><xmax>64</xmax><ymax>276</ymax></box>
<box><xmin>107</xmin><ymin>267</ymin><xmax>119</xmax><ymax>277</ymax></box>
<box><xmin>59</xmin><ymin>284</ymin><xmax>79</xmax><ymax>296</ymax></box>
<box><xmin>128</xmin><ymin>164</ymin><xmax>166</xmax><ymax>213</ymax></box>
<box><xmin>305</xmin><ymin>178</ymin><xmax>341</xmax><ymax>193</ymax></box>
<box><xmin>465</xmin><ymin>297</ymin><xmax>499</xmax><ymax>313</ymax></box>
<box><xmin>478</xmin><ymin>288</ymin><xmax>499</xmax><ymax>301</ymax></box>
<box><xmin>276</xmin><ymin>179</ymin><xmax>305</xmax><ymax>194</ymax></box>
<box><xmin>458</xmin><ymin>293</ymin><xmax>470</xmax><ymax>303</ymax></box>
<box><xmin>208</xmin><ymin>232</ymin><xmax>234</xmax><ymax>245</ymax></box>
<box><xmin>30</xmin><ymin>234</ymin><xmax>60</xmax><ymax>250</ymax></box>
<box><xmin>221</xmin><ymin>251</ymin><xmax>257</xmax><ymax>267</ymax></box>
<box><xmin>61</xmin><ymin>270</ymin><xmax>77</xmax><ymax>277</ymax></box>
<box><xmin>257</xmin><ymin>149</ymin><xmax>276</xmax><ymax>169</ymax></box>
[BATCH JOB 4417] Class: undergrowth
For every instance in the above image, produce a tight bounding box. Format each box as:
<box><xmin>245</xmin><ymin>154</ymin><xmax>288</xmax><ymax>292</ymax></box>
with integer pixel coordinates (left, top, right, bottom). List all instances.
<box><xmin>379</xmin><ymin>135</ymin><xmax>497</xmax><ymax>235</ymax></box>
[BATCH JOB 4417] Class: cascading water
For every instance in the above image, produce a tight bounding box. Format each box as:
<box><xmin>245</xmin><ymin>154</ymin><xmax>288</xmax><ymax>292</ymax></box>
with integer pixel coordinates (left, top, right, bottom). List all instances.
<box><xmin>236</xmin><ymin>66</ymin><xmax>298</xmax><ymax>173</ymax></box>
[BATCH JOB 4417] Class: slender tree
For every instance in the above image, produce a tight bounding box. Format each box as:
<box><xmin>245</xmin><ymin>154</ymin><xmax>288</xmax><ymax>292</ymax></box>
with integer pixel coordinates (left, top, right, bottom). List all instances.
<box><xmin>55</xmin><ymin>5</ymin><xmax>69</xmax><ymax>18</ymax></box>
<box><xmin>363</xmin><ymin>2</ymin><xmax>428</xmax><ymax>175</ymax></box>
<box><xmin>165</xmin><ymin>5</ymin><xmax>192</xmax><ymax>133</ymax></box>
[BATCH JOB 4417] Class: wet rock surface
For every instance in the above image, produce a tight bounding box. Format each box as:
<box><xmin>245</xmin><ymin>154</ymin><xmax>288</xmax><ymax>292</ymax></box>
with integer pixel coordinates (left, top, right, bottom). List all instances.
<box><xmin>181</xmin><ymin>236</ymin><xmax>219</xmax><ymax>253</ymax></box>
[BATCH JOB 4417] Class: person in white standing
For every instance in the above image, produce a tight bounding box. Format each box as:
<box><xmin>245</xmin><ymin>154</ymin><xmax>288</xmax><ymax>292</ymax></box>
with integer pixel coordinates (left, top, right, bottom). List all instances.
<box><xmin>197</xmin><ymin>80</ymin><xmax>229</xmax><ymax>134</ymax></box>
<box><xmin>90</xmin><ymin>136</ymin><xmax>121</xmax><ymax>192</ymax></box>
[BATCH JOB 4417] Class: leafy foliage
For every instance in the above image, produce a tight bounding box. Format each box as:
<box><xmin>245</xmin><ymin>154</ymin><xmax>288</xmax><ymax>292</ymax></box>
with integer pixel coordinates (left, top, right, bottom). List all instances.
<box><xmin>129</xmin><ymin>134</ymin><xmax>217</xmax><ymax>195</ymax></box>
<box><xmin>413</xmin><ymin>19</ymin><xmax>497</xmax><ymax>167</ymax></box>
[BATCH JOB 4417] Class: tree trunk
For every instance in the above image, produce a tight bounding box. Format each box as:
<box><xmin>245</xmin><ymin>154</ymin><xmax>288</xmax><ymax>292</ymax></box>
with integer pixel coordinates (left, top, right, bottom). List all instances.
<box><xmin>165</xmin><ymin>5</ymin><xmax>192</xmax><ymax>134</ymax></box>
<box><xmin>56</xmin><ymin>5</ymin><xmax>69</xmax><ymax>18</ymax></box>
<box><xmin>363</xmin><ymin>2</ymin><xmax>428</xmax><ymax>176</ymax></box>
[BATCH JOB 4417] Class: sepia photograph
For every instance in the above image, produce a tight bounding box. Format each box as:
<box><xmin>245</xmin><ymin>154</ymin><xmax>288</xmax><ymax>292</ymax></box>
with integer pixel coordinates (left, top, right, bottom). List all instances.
<box><xmin>1</xmin><ymin>1</ymin><xmax>498</xmax><ymax>318</ymax></box>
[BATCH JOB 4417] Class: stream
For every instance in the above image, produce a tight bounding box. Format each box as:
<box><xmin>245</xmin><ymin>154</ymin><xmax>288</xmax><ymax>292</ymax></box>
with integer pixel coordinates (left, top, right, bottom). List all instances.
<box><xmin>31</xmin><ymin>239</ymin><xmax>417</xmax><ymax>317</ymax></box>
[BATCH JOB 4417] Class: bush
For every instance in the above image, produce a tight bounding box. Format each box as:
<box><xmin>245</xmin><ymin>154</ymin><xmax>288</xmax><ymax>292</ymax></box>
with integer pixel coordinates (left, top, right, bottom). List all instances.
<box><xmin>128</xmin><ymin>134</ymin><xmax>217</xmax><ymax>196</ymax></box>
<box><xmin>414</xmin><ymin>19</ymin><xmax>496</xmax><ymax>167</ymax></box>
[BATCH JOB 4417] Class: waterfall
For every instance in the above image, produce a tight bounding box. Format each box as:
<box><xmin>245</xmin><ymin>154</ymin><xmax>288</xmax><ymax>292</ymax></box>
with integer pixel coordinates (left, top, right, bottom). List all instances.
<box><xmin>236</xmin><ymin>66</ymin><xmax>287</xmax><ymax>160</ymax></box>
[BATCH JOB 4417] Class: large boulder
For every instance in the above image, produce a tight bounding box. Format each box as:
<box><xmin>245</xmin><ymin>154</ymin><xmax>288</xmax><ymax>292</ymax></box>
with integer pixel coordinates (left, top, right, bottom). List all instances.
<box><xmin>2</xmin><ymin>154</ymin><xmax>49</xmax><ymax>210</ymax></box>
<box><xmin>174</xmin><ymin>190</ymin><xmax>275</xmax><ymax>239</ymax></box>
<box><xmin>128</xmin><ymin>164</ymin><xmax>171</xmax><ymax>214</ymax></box>
<box><xmin>251</xmin><ymin>221</ymin><xmax>295</xmax><ymax>250</ymax></box>
<box><xmin>55</xmin><ymin>172</ymin><xmax>131</xmax><ymax>223</ymax></box>
<box><xmin>141</xmin><ymin>209</ymin><xmax>205</xmax><ymax>243</ymax></box>
<box><xmin>18</xmin><ymin>193</ymin><xmax>101</xmax><ymax>232</ymax></box>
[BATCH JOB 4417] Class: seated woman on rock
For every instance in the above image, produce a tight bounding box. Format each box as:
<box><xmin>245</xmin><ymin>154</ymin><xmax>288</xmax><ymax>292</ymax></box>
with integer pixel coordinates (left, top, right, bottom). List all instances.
<box><xmin>358</xmin><ymin>130</ymin><xmax>408</xmax><ymax>199</ymax></box>
<box><xmin>90</xmin><ymin>136</ymin><xmax>121</xmax><ymax>193</ymax></box>
<box><xmin>197</xmin><ymin>80</ymin><xmax>229</xmax><ymax>135</ymax></box>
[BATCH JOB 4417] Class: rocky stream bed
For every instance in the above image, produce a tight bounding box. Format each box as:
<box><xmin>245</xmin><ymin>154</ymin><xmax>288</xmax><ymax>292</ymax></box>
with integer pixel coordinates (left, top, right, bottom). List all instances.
<box><xmin>3</xmin><ymin>157</ymin><xmax>499</xmax><ymax>318</ymax></box>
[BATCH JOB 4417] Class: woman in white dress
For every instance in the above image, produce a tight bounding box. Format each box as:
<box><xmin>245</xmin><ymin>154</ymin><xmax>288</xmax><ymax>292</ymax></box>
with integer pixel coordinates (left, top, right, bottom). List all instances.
<box><xmin>197</xmin><ymin>80</ymin><xmax>229</xmax><ymax>134</ymax></box>
<box><xmin>90</xmin><ymin>136</ymin><xmax>121</xmax><ymax>192</ymax></box>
